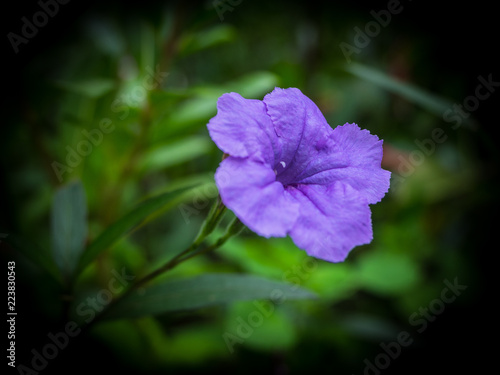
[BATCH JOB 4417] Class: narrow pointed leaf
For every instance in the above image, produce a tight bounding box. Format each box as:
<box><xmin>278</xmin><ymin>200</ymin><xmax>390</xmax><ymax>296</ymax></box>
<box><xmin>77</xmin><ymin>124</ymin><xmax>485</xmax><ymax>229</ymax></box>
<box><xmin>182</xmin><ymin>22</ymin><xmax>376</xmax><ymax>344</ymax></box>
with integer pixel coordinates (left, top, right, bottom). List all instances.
<box><xmin>138</xmin><ymin>136</ymin><xmax>212</xmax><ymax>173</ymax></box>
<box><xmin>77</xmin><ymin>184</ymin><xmax>199</xmax><ymax>272</ymax></box>
<box><xmin>51</xmin><ymin>180</ymin><xmax>88</xmax><ymax>282</ymax></box>
<box><xmin>53</xmin><ymin>78</ymin><xmax>116</xmax><ymax>98</ymax></box>
<box><xmin>345</xmin><ymin>63</ymin><xmax>452</xmax><ymax>117</ymax></box>
<box><xmin>106</xmin><ymin>273</ymin><xmax>317</xmax><ymax>319</ymax></box>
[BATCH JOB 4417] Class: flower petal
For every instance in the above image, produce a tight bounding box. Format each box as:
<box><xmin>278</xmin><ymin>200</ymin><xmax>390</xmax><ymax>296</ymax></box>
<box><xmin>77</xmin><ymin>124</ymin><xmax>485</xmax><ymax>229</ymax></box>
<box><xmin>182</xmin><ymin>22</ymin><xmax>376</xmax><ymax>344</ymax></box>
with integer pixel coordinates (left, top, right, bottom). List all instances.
<box><xmin>263</xmin><ymin>87</ymin><xmax>333</xmax><ymax>185</ymax></box>
<box><xmin>208</xmin><ymin>92</ymin><xmax>280</xmax><ymax>166</ymax></box>
<box><xmin>287</xmin><ymin>183</ymin><xmax>373</xmax><ymax>262</ymax></box>
<box><xmin>295</xmin><ymin>123</ymin><xmax>391</xmax><ymax>204</ymax></box>
<box><xmin>215</xmin><ymin>157</ymin><xmax>300</xmax><ymax>237</ymax></box>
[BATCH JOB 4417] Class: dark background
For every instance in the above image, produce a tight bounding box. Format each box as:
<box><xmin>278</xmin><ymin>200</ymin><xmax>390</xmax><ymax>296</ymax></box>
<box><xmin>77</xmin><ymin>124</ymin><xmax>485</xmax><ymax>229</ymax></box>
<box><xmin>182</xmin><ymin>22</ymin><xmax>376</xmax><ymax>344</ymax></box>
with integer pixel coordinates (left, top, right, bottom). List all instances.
<box><xmin>2</xmin><ymin>1</ymin><xmax>498</xmax><ymax>374</ymax></box>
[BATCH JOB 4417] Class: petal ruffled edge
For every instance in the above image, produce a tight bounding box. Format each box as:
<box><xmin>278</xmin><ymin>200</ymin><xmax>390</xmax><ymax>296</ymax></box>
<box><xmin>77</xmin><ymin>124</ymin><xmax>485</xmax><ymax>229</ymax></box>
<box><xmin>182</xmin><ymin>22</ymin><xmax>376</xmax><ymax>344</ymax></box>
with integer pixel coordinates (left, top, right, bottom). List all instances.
<box><xmin>207</xmin><ymin>92</ymin><xmax>279</xmax><ymax>166</ymax></box>
<box><xmin>287</xmin><ymin>183</ymin><xmax>373</xmax><ymax>262</ymax></box>
<box><xmin>296</xmin><ymin>123</ymin><xmax>391</xmax><ymax>204</ymax></box>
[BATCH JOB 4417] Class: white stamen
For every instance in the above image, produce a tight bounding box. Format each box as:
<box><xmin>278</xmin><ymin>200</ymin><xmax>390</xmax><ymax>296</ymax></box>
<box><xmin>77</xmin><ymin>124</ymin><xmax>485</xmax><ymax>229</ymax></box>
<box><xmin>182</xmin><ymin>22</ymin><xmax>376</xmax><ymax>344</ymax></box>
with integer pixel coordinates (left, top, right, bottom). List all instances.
<box><xmin>274</xmin><ymin>169</ymin><xmax>278</xmax><ymax>175</ymax></box>
<box><xmin>280</xmin><ymin>161</ymin><xmax>286</xmax><ymax>168</ymax></box>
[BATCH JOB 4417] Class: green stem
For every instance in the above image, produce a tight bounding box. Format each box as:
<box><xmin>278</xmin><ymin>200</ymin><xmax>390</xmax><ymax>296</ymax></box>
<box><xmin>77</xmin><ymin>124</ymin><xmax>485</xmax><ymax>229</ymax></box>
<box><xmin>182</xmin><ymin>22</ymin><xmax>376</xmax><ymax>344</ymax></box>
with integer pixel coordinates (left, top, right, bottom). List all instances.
<box><xmin>177</xmin><ymin>216</ymin><xmax>245</xmax><ymax>264</ymax></box>
<box><xmin>192</xmin><ymin>195</ymin><xmax>226</xmax><ymax>247</ymax></box>
<box><xmin>121</xmin><ymin>215</ymin><xmax>243</xmax><ymax>296</ymax></box>
<box><xmin>82</xmin><ymin>199</ymin><xmax>240</xmax><ymax>331</ymax></box>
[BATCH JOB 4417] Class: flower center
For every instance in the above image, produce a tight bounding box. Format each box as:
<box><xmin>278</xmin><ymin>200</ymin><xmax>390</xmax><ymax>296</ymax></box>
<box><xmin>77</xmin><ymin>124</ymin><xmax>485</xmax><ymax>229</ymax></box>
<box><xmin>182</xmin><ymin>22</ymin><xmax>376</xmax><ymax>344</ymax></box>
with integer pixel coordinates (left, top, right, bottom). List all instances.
<box><xmin>274</xmin><ymin>160</ymin><xmax>298</xmax><ymax>187</ymax></box>
<box><xmin>273</xmin><ymin>160</ymin><xmax>286</xmax><ymax>176</ymax></box>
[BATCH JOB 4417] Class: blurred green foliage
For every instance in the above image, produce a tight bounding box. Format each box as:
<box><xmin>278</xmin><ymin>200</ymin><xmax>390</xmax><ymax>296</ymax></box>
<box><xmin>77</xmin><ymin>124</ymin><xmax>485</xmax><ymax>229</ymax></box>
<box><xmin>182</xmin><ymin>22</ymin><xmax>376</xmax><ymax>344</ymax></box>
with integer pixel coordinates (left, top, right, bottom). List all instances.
<box><xmin>1</xmin><ymin>1</ymin><xmax>495</xmax><ymax>374</ymax></box>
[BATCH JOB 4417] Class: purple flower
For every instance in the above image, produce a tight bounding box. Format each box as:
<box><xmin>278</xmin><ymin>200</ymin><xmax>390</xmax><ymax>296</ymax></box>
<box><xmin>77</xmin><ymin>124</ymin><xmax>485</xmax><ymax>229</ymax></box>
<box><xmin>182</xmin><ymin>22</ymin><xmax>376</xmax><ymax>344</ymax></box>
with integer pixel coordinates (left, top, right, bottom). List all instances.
<box><xmin>207</xmin><ymin>87</ymin><xmax>391</xmax><ymax>262</ymax></box>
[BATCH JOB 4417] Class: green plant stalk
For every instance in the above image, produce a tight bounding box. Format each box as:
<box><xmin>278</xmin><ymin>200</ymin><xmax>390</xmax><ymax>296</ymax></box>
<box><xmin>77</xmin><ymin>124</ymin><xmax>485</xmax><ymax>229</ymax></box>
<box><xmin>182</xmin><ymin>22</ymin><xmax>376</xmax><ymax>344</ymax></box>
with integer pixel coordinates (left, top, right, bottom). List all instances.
<box><xmin>82</xmin><ymin>199</ymin><xmax>240</xmax><ymax>331</ymax></box>
<box><xmin>177</xmin><ymin>215</ymin><xmax>245</xmax><ymax>264</ymax></box>
<box><xmin>118</xmin><ymin>213</ymin><xmax>242</xmax><ymax>296</ymax></box>
<box><xmin>191</xmin><ymin>195</ymin><xmax>226</xmax><ymax>248</ymax></box>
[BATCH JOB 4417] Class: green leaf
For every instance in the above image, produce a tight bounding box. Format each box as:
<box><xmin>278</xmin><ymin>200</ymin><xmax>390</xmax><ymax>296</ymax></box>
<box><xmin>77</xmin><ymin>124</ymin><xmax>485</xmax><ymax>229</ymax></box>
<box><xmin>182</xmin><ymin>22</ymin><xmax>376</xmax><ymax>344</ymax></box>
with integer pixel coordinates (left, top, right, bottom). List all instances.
<box><xmin>51</xmin><ymin>181</ymin><xmax>88</xmax><ymax>282</ymax></box>
<box><xmin>83</xmin><ymin>16</ymin><xmax>126</xmax><ymax>56</ymax></box>
<box><xmin>224</xmin><ymin>71</ymin><xmax>279</xmax><ymax>99</ymax></box>
<box><xmin>225</xmin><ymin>301</ymin><xmax>298</xmax><ymax>352</ymax></box>
<box><xmin>179</xmin><ymin>24</ymin><xmax>237</xmax><ymax>56</ymax></box>
<box><xmin>138</xmin><ymin>136</ymin><xmax>212</xmax><ymax>173</ymax></box>
<box><xmin>94</xmin><ymin>319</ymin><xmax>227</xmax><ymax>366</ymax></box>
<box><xmin>53</xmin><ymin>78</ymin><xmax>116</xmax><ymax>98</ymax></box>
<box><xmin>166</xmin><ymin>95</ymin><xmax>219</xmax><ymax>130</ymax></box>
<box><xmin>356</xmin><ymin>251</ymin><xmax>421</xmax><ymax>296</ymax></box>
<box><xmin>106</xmin><ymin>274</ymin><xmax>317</xmax><ymax>319</ymax></box>
<box><xmin>345</xmin><ymin>63</ymin><xmax>452</xmax><ymax>117</ymax></box>
<box><xmin>151</xmin><ymin>71</ymin><xmax>279</xmax><ymax>140</ymax></box>
<box><xmin>339</xmin><ymin>313</ymin><xmax>400</xmax><ymax>341</ymax></box>
<box><xmin>77</xmin><ymin>184</ymin><xmax>199</xmax><ymax>273</ymax></box>
<box><xmin>158</xmin><ymin>324</ymin><xmax>228</xmax><ymax>364</ymax></box>
<box><xmin>305</xmin><ymin>263</ymin><xmax>358</xmax><ymax>301</ymax></box>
